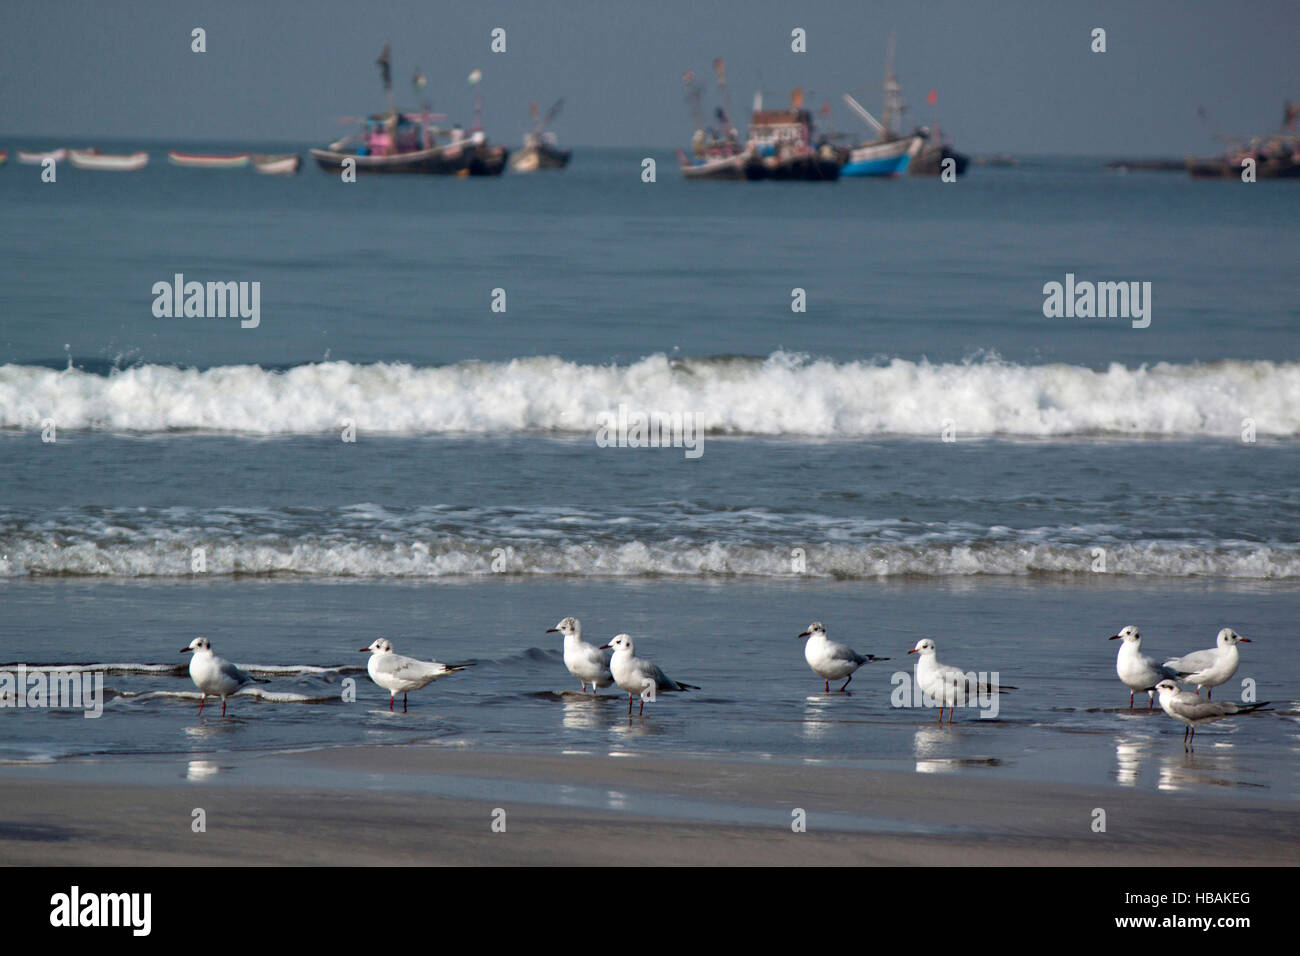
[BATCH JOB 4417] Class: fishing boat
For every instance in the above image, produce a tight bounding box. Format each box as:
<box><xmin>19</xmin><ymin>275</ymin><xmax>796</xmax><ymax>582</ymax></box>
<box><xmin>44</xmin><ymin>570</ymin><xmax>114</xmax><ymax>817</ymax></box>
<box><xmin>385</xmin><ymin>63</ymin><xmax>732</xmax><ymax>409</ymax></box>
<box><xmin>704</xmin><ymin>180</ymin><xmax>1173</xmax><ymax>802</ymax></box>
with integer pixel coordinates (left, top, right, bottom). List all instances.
<box><xmin>838</xmin><ymin>39</ymin><xmax>923</xmax><ymax>177</ymax></box>
<box><xmin>17</xmin><ymin>148</ymin><xmax>66</xmax><ymax>164</ymax></box>
<box><xmin>909</xmin><ymin>127</ymin><xmax>969</xmax><ymax>177</ymax></box>
<box><xmin>743</xmin><ymin>90</ymin><xmax>841</xmax><ymax>181</ymax></box>
<box><xmin>312</xmin><ymin>46</ymin><xmax>508</xmax><ymax>176</ymax></box>
<box><xmin>0</xmin><ymin>150</ymin><xmax>6</xmax><ymax>165</ymax></box>
<box><xmin>678</xmin><ymin>60</ymin><xmax>753</xmax><ymax>181</ymax></box>
<box><xmin>251</xmin><ymin>153</ymin><xmax>301</xmax><ymax>175</ymax></box>
<box><xmin>509</xmin><ymin>99</ymin><xmax>571</xmax><ymax>172</ymax></box>
<box><xmin>167</xmin><ymin>150</ymin><xmax>251</xmax><ymax>168</ymax></box>
<box><xmin>68</xmin><ymin>149</ymin><xmax>149</xmax><ymax>171</ymax></box>
<box><xmin>1187</xmin><ymin>103</ymin><xmax>1300</xmax><ymax>179</ymax></box>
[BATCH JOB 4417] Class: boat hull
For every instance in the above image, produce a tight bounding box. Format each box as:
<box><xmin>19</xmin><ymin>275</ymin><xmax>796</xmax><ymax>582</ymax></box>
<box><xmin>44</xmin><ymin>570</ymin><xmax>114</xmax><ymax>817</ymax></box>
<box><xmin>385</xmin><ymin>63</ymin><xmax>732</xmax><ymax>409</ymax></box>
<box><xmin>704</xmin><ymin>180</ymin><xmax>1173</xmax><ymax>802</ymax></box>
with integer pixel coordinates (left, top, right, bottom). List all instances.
<box><xmin>1186</xmin><ymin>156</ymin><xmax>1300</xmax><ymax>179</ymax></box>
<box><xmin>310</xmin><ymin>143</ymin><xmax>508</xmax><ymax>176</ymax></box>
<box><xmin>167</xmin><ymin>151</ymin><xmax>251</xmax><ymax>168</ymax></box>
<box><xmin>909</xmin><ymin>144</ymin><xmax>970</xmax><ymax>177</ymax></box>
<box><xmin>840</xmin><ymin>136</ymin><xmax>918</xmax><ymax>177</ymax></box>
<box><xmin>251</xmin><ymin>154</ymin><xmax>301</xmax><ymax>175</ymax></box>
<box><xmin>680</xmin><ymin>150</ymin><xmax>749</xmax><ymax>181</ymax></box>
<box><xmin>744</xmin><ymin>153</ymin><xmax>840</xmax><ymax>181</ymax></box>
<box><xmin>509</xmin><ymin>143</ymin><xmax>571</xmax><ymax>172</ymax></box>
<box><xmin>17</xmin><ymin>149</ymin><xmax>67</xmax><ymax>164</ymax></box>
<box><xmin>68</xmin><ymin>149</ymin><xmax>149</xmax><ymax>171</ymax></box>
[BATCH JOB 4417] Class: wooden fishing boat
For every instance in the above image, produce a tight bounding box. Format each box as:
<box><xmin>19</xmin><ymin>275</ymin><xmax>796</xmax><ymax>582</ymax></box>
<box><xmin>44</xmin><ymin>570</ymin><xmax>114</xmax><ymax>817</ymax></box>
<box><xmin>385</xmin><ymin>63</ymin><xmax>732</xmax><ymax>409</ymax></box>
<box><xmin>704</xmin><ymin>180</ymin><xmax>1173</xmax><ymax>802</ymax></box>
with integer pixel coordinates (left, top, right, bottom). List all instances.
<box><xmin>743</xmin><ymin>100</ymin><xmax>841</xmax><ymax>181</ymax></box>
<box><xmin>509</xmin><ymin>99</ymin><xmax>571</xmax><ymax>172</ymax></box>
<box><xmin>17</xmin><ymin>148</ymin><xmax>67</xmax><ymax>164</ymax></box>
<box><xmin>678</xmin><ymin>145</ymin><xmax>750</xmax><ymax>180</ymax></box>
<box><xmin>310</xmin><ymin>132</ymin><xmax>507</xmax><ymax>175</ymax></box>
<box><xmin>167</xmin><ymin>150</ymin><xmax>251</xmax><ymax>168</ymax></box>
<box><xmin>0</xmin><ymin>150</ymin><xmax>6</xmax><ymax>165</ymax></box>
<box><xmin>251</xmin><ymin>153</ymin><xmax>301</xmax><ymax>175</ymax></box>
<box><xmin>68</xmin><ymin>149</ymin><xmax>149</xmax><ymax>171</ymax></box>
<box><xmin>314</xmin><ymin>47</ymin><xmax>509</xmax><ymax>176</ymax></box>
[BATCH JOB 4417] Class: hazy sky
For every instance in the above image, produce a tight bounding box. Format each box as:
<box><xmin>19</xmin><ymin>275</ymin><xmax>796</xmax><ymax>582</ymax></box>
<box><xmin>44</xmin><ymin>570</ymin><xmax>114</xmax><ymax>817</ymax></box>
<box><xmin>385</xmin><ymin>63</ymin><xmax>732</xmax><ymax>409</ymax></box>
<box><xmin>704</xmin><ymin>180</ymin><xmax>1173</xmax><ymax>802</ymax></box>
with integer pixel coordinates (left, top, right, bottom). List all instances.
<box><xmin>3</xmin><ymin>0</ymin><xmax>1297</xmax><ymax>154</ymax></box>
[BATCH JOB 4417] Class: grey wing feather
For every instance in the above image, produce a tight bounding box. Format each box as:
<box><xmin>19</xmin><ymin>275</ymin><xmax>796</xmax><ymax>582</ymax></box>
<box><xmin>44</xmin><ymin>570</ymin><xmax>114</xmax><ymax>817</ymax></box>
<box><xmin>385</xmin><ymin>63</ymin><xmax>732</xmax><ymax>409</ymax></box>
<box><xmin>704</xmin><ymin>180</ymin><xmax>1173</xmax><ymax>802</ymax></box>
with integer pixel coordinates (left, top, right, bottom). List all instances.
<box><xmin>1164</xmin><ymin>649</ymin><xmax>1215</xmax><ymax>675</ymax></box>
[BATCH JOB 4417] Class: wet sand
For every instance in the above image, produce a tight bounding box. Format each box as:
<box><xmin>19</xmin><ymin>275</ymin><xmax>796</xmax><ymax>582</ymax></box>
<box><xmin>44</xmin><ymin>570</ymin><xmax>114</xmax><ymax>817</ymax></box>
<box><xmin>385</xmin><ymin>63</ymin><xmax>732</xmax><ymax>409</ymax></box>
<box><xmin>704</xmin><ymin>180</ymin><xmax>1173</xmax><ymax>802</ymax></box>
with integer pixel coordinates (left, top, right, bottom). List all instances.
<box><xmin>2</xmin><ymin>747</ymin><xmax>1297</xmax><ymax>865</ymax></box>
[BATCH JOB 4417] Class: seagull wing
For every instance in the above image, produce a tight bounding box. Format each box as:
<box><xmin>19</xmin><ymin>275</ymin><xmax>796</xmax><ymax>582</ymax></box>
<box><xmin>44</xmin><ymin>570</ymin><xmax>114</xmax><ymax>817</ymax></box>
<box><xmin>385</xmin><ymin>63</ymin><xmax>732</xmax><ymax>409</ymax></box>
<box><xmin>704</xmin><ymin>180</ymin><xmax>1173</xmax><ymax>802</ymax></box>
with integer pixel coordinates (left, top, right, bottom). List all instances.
<box><xmin>1163</xmin><ymin>648</ymin><xmax>1217</xmax><ymax>676</ymax></box>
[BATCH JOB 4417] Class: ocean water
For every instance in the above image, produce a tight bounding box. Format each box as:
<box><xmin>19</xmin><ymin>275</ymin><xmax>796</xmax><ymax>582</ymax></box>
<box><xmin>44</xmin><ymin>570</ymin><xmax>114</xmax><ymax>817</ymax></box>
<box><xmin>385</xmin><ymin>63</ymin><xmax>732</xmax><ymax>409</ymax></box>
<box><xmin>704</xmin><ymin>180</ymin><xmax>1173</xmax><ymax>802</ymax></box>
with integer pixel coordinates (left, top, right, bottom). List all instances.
<box><xmin>1</xmin><ymin>145</ymin><xmax>1297</xmax><ymax>798</ymax></box>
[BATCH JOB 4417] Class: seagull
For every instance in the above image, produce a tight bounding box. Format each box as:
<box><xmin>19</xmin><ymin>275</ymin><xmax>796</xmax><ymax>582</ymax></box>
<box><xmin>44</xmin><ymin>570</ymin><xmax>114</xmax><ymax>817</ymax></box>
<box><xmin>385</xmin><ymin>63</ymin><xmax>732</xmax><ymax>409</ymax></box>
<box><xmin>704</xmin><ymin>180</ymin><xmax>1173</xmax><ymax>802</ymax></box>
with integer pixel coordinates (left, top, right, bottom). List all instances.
<box><xmin>907</xmin><ymin>638</ymin><xmax>1003</xmax><ymax>725</ymax></box>
<box><xmin>1163</xmin><ymin>628</ymin><xmax>1250</xmax><ymax>700</ymax></box>
<box><xmin>358</xmin><ymin>638</ymin><xmax>471</xmax><ymax>712</ymax></box>
<box><xmin>798</xmin><ymin>621</ymin><xmax>889</xmax><ymax>692</ymax></box>
<box><xmin>599</xmin><ymin>634</ymin><xmax>698</xmax><ymax>716</ymax></box>
<box><xmin>180</xmin><ymin>636</ymin><xmax>267</xmax><ymax>717</ymax></box>
<box><xmin>547</xmin><ymin>616</ymin><xmax>613</xmax><ymax>693</ymax></box>
<box><xmin>1153</xmin><ymin>679</ymin><xmax>1270</xmax><ymax>751</ymax></box>
<box><xmin>1109</xmin><ymin>625</ymin><xmax>1176</xmax><ymax>710</ymax></box>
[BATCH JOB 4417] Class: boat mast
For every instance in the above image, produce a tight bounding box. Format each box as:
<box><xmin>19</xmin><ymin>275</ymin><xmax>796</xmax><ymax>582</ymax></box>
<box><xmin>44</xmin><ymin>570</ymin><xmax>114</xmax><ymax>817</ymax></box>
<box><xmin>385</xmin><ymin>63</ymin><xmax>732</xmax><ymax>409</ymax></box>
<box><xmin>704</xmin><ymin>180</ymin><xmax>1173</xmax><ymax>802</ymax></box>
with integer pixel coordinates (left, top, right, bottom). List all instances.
<box><xmin>882</xmin><ymin>33</ymin><xmax>901</xmax><ymax>137</ymax></box>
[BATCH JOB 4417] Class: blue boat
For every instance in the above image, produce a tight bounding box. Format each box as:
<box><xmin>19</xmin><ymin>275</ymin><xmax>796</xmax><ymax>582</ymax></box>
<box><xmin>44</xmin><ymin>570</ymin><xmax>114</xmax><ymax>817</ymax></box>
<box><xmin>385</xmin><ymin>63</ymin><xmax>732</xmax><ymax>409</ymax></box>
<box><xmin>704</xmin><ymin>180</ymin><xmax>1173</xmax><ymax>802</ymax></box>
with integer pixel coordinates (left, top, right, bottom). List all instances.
<box><xmin>838</xmin><ymin>38</ymin><xmax>924</xmax><ymax>178</ymax></box>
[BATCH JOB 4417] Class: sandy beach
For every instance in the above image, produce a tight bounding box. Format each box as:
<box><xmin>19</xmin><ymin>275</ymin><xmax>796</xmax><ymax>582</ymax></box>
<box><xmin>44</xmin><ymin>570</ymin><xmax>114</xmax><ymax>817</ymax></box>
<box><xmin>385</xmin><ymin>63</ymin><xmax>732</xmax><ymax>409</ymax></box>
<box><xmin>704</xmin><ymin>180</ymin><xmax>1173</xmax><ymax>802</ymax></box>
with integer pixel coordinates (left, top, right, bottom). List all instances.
<box><xmin>2</xmin><ymin>747</ymin><xmax>1297</xmax><ymax>866</ymax></box>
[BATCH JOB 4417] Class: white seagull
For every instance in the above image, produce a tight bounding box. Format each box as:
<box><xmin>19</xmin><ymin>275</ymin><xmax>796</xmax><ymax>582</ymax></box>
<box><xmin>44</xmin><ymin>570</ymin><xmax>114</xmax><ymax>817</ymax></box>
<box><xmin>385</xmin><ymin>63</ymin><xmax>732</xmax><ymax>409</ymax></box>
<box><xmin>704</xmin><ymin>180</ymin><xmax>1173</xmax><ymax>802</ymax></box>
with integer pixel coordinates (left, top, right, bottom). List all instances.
<box><xmin>798</xmin><ymin>621</ymin><xmax>889</xmax><ymax>692</ymax></box>
<box><xmin>1109</xmin><ymin>625</ymin><xmax>1176</xmax><ymax>710</ymax></box>
<box><xmin>180</xmin><ymin>636</ymin><xmax>267</xmax><ymax>717</ymax></box>
<box><xmin>599</xmin><ymin>634</ymin><xmax>699</xmax><ymax>716</ymax></box>
<box><xmin>1163</xmin><ymin>628</ymin><xmax>1250</xmax><ymax>700</ymax></box>
<box><xmin>1153</xmin><ymin>679</ymin><xmax>1270</xmax><ymax>751</ymax></box>
<box><xmin>547</xmin><ymin>616</ymin><xmax>613</xmax><ymax>693</ymax></box>
<box><xmin>908</xmin><ymin>638</ymin><xmax>1004</xmax><ymax>725</ymax></box>
<box><xmin>359</xmin><ymin>638</ymin><xmax>471</xmax><ymax>712</ymax></box>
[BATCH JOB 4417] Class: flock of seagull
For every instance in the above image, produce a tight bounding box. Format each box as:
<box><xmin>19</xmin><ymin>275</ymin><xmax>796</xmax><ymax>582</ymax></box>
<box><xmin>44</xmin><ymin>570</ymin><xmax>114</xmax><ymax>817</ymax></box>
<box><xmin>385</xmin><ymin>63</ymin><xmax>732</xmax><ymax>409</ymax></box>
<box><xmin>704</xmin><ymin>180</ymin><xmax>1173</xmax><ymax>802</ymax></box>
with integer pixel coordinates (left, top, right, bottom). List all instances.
<box><xmin>177</xmin><ymin>619</ymin><xmax>1271</xmax><ymax>751</ymax></box>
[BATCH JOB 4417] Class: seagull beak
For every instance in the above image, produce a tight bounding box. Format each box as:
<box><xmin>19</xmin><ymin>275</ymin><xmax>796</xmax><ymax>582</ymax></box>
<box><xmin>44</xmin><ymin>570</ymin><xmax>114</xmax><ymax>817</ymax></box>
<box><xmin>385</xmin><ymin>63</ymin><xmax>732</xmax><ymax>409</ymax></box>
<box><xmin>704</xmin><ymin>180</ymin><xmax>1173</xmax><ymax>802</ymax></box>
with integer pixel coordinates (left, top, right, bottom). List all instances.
<box><xmin>358</xmin><ymin>647</ymin><xmax>372</xmax><ymax>652</ymax></box>
<box><xmin>598</xmin><ymin>643</ymin><xmax>612</xmax><ymax>650</ymax></box>
<box><xmin>797</xmin><ymin>631</ymin><xmax>810</xmax><ymax>639</ymax></box>
<box><xmin>1238</xmin><ymin>637</ymin><xmax>1251</xmax><ymax>642</ymax></box>
<box><xmin>907</xmin><ymin>648</ymin><xmax>918</xmax><ymax>654</ymax></box>
<box><xmin>545</xmin><ymin>628</ymin><xmax>559</xmax><ymax>633</ymax></box>
<box><xmin>1107</xmin><ymin>634</ymin><xmax>1121</xmax><ymax>640</ymax></box>
<box><xmin>180</xmin><ymin>647</ymin><xmax>192</xmax><ymax>653</ymax></box>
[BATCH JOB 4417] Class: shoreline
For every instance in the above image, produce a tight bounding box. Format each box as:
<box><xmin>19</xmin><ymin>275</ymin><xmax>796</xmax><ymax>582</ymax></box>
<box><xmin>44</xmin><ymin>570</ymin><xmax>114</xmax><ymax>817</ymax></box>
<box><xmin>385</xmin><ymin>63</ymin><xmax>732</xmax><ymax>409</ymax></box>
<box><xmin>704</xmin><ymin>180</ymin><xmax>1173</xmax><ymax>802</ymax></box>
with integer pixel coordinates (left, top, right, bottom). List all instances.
<box><xmin>2</xmin><ymin>745</ymin><xmax>1297</xmax><ymax>865</ymax></box>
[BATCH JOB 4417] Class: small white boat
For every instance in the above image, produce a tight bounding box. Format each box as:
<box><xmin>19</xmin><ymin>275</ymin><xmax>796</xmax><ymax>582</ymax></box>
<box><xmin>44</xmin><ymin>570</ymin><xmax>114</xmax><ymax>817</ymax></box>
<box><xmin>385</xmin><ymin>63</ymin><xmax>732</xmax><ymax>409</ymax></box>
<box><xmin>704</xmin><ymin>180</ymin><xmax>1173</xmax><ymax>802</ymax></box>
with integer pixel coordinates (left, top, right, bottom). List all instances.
<box><xmin>167</xmin><ymin>150</ymin><xmax>251</xmax><ymax>168</ymax></box>
<box><xmin>251</xmin><ymin>153</ymin><xmax>301</xmax><ymax>175</ymax></box>
<box><xmin>17</xmin><ymin>148</ymin><xmax>67</xmax><ymax>165</ymax></box>
<box><xmin>69</xmin><ymin>148</ymin><xmax>149</xmax><ymax>171</ymax></box>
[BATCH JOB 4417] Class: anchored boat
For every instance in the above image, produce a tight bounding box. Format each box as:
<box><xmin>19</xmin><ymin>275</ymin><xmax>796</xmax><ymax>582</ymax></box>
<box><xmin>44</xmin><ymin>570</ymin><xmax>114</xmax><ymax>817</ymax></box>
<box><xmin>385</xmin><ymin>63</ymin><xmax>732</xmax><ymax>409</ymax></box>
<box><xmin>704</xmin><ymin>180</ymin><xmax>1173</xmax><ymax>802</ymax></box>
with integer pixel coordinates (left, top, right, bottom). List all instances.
<box><xmin>251</xmin><ymin>154</ymin><xmax>301</xmax><ymax>175</ymax></box>
<box><xmin>509</xmin><ymin>99</ymin><xmax>571</xmax><ymax>172</ymax></box>
<box><xmin>167</xmin><ymin>151</ymin><xmax>251</xmax><ymax>168</ymax></box>
<box><xmin>68</xmin><ymin>149</ymin><xmax>149</xmax><ymax>171</ymax></box>
<box><xmin>17</xmin><ymin>148</ymin><xmax>67</xmax><ymax>164</ymax></box>
<box><xmin>744</xmin><ymin>92</ymin><xmax>841</xmax><ymax>181</ymax></box>
<box><xmin>838</xmin><ymin>38</ymin><xmax>924</xmax><ymax>177</ymax></box>
<box><xmin>312</xmin><ymin>45</ymin><xmax>508</xmax><ymax>176</ymax></box>
<box><xmin>678</xmin><ymin>60</ymin><xmax>752</xmax><ymax>181</ymax></box>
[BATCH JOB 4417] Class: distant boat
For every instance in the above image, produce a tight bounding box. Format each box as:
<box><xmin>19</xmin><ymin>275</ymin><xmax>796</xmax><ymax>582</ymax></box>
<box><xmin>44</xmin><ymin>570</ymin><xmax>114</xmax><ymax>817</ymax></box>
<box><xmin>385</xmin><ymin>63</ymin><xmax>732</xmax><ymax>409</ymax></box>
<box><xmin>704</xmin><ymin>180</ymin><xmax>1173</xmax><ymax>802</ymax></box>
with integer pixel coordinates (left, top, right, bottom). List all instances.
<box><xmin>68</xmin><ymin>149</ymin><xmax>149</xmax><ymax>171</ymax></box>
<box><xmin>678</xmin><ymin>145</ymin><xmax>751</xmax><ymax>180</ymax></box>
<box><xmin>17</xmin><ymin>148</ymin><xmax>67</xmax><ymax>164</ymax></box>
<box><xmin>167</xmin><ymin>150</ymin><xmax>251</xmax><ymax>168</ymax></box>
<box><xmin>509</xmin><ymin>99</ymin><xmax>571</xmax><ymax>172</ymax></box>
<box><xmin>678</xmin><ymin>59</ymin><xmax>755</xmax><ymax>181</ymax></box>
<box><xmin>0</xmin><ymin>150</ymin><xmax>6</xmax><ymax>166</ymax></box>
<box><xmin>838</xmin><ymin>39</ymin><xmax>924</xmax><ymax>178</ymax></box>
<box><xmin>251</xmin><ymin>153</ymin><xmax>301</xmax><ymax>175</ymax></box>
<box><xmin>743</xmin><ymin>91</ymin><xmax>841</xmax><ymax>181</ymax></box>
<box><xmin>909</xmin><ymin>131</ymin><xmax>970</xmax><ymax>177</ymax></box>
<box><xmin>974</xmin><ymin>154</ymin><xmax>1018</xmax><ymax>167</ymax></box>
<box><xmin>310</xmin><ymin>127</ymin><xmax>508</xmax><ymax>176</ymax></box>
<box><xmin>312</xmin><ymin>46</ymin><xmax>508</xmax><ymax>176</ymax></box>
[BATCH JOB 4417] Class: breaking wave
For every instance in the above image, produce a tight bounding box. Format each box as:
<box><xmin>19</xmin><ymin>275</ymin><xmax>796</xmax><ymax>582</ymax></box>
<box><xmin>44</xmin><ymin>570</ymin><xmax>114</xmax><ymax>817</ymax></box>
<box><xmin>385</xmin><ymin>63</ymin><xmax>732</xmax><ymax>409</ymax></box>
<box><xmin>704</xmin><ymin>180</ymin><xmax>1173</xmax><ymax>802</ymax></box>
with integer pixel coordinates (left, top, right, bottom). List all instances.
<box><xmin>2</xmin><ymin>352</ymin><xmax>1297</xmax><ymax>437</ymax></box>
